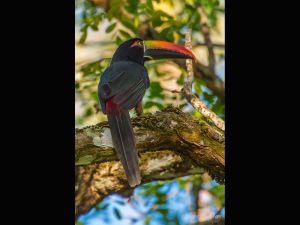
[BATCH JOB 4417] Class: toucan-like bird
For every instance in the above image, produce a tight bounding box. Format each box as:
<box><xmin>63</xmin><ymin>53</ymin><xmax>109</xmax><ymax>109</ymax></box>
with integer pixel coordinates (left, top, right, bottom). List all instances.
<box><xmin>98</xmin><ymin>38</ymin><xmax>195</xmax><ymax>187</ymax></box>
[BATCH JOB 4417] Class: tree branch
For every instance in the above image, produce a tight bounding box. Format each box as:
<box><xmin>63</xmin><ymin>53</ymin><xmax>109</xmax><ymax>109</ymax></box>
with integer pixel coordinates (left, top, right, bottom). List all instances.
<box><xmin>173</xmin><ymin>59</ymin><xmax>225</xmax><ymax>103</ymax></box>
<box><xmin>181</xmin><ymin>29</ymin><xmax>224</xmax><ymax>131</ymax></box>
<box><xmin>137</xmin><ymin>23</ymin><xmax>225</xmax><ymax>103</ymax></box>
<box><xmin>198</xmin><ymin>5</ymin><xmax>216</xmax><ymax>73</ymax></box>
<box><xmin>194</xmin><ymin>42</ymin><xmax>224</xmax><ymax>48</ymax></box>
<box><xmin>190</xmin><ymin>217</ymin><xmax>225</xmax><ymax>225</ymax></box>
<box><xmin>75</xmin><ymin>107</ymin><xmax>224</xmax><ymax>219</ymax></box>
<box><xmin>184</xmin><ymin>29</ymin><xmax>194</xmax><ymax>93</ymax></box>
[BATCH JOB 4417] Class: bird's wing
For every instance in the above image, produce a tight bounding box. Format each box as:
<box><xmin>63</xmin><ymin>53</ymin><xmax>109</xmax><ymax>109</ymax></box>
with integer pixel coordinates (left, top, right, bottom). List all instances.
<box><xmin>98</xmin><ymin>61</ymin><xmax>149</xmax><ymax>113</ymax></box>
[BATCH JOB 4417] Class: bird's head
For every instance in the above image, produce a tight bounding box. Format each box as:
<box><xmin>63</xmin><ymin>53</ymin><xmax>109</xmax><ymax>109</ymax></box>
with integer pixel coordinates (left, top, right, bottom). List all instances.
<box><xmin>111</xmin><ymin>38</ymin><xmax>195</xmax><ymax>65</ymax></box>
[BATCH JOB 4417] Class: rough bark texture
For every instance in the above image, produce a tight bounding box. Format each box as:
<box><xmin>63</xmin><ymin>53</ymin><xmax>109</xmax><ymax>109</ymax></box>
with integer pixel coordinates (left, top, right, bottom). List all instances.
<box><xmin>75</xmin><ymin>107</ymin><xmax>225</xmax><ymax>219</ymax></box>
<box><xmin>190</xmin><ymin>218</ymin><xmax>225</xmax><ymax>225</ymax></box>
<box><xmin>182</xmin><ymin>29</ymin><xmax>225</xmax><ymax>131</ymax></box>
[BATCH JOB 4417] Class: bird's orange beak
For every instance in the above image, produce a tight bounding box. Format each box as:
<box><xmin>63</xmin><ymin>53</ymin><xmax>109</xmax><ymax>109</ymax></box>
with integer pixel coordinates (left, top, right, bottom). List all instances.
<box><xmin>143</xmin><ymin>40</ymin><xmax>195</xmax><ymax>60</ymax></box>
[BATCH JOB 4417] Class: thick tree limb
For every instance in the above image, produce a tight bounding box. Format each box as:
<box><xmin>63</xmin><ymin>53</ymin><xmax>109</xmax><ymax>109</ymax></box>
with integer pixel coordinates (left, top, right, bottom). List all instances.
<box><xmin>75</xmin><ymin>107</ymin><xmax>224</xmax><ymax>219</ymax></box>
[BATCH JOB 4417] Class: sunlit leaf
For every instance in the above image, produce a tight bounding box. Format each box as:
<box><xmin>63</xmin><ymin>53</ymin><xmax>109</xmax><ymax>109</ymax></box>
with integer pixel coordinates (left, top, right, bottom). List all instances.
<box><xmin>119</xmin><ymin>29</ymin><xmax>132</xmax><ymax>39</ymax></box>
<box><xmin>149</xmin><ymin>81</ymin><xmax>164</xmax><ymax>99</ymax></box>
<box><xmin>146</xmin><ymin>0</ymin><xmax>153</xmax><ymax>10</ymax></box>
<box><xmin>76</xmin><ymin>222</ymin><xmax>84</xmax><ymax>225</ymax></box>
<box><xmin>116</xmin><ymin>35</ymin><xmax>123</xmax><ymax>45</ymax></box>
<box><xmin>126</xmin><ymin>0</ymin><xmax>138</xmax><ymax>14</ymax></box>
<box><xmin>105</xmin><ymin>22</ymin><xmax>117</xmax><ymax>33</ymax></box>
<box><xmin>79</xmin><ymin>28</ymin><xmax>88</xmax><ymax>44</ymax></box>
<box><xmin>120</xmin><ymin>17</ymin><xmax>137</xmax><ymax>32</ymax></box>
<box><xmin>144</xmin><ymin>217</ymin><xmax>152</xmax><ymax>225</ymax></box>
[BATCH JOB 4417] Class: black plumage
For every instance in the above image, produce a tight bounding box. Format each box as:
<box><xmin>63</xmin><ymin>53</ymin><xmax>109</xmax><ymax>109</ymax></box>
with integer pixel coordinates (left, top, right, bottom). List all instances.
<box><xmin>98</xmin><ymin>38</ymin><xmax>149</xmax><ymax>187</ymax></box>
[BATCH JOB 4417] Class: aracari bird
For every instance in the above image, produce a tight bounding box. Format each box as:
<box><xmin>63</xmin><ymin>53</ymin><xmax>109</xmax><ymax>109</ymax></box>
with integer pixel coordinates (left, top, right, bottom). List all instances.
<box><xmin>98</xmin><ymin>38</ymin><xmax>195</xmax><ymax>187</ymax></box>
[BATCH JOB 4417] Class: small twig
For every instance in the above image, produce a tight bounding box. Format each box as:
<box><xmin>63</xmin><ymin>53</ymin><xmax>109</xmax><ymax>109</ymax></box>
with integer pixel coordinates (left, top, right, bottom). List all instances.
<box><xmin>198</xmin><ymin>5</ymin><xmax>216</xmax><ymax>73</ymax></box>
<box><xmin>213</xmin><ymin>208</ymin><xmax>223</xmax><ymax>219</ymax></box>
<box><xmin>162</xmin><ymin>87</ymin><xmax>182</xmax><ymax>94</ymax></box>
<box><xmin>184</xmin><ymin>29</ymin><xmax>194</xmax><ymax>93</ymax></box>
<box><xmin>182</xmin><ymin>29</ymin><xmax>225</xmax><ymax>131</ymax></box>
<box><xmin>194</xmin><ymin>42</ymin><xmax>225</xmax><ymax>49</ymax></box>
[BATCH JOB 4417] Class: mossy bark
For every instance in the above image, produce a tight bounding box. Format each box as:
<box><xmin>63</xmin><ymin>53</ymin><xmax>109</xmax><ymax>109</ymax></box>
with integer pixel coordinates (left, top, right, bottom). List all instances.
<box><xmin>75</xmin><ymin>107</ymin><xmax>225</xmax><ymax>219</ymax></box>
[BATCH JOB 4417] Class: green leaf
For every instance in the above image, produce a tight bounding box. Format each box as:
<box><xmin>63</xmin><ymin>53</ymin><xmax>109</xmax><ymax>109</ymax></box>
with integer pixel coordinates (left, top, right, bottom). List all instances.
<box><xmin>106</xmin><ymin>0</ymin><xmax>122</xmax><ymax>20</ymax></box>
<box><xmin>113</xmin><ymin>208</ymin><xmax>122</xmax><ymax>220</ymax></box>
<box><xmin>144</xmin><ymin>101</ymin><xmax>164</xmax><ymax>110</ymax></box>
<box><xmin>105</xmin><ymin>22</ymin><xmax>117</xmax><ymax>33</ymax></box>
<box><xmin>116</xmin><ymin>36</ymin><xmax>123</xmax><ymax>45</ymax></box>
<box><xmin>138</xmin><ymin>3</ymin><xmax>153</xmax><ymax>15</ymax></box>
<box><xmin>159</xmin><ymin>27</ymin><xmax>171</xmax><ymax>39</ymax></box>
<box><xmin>115</xmin><ymin>200</ymin><xmax>125</xmax><ymax>205</ymax></box>
<box><xmin>156</xmin><ymin>10</ymin><xmax>172</xmax><ymax>19</ymax></box>
<box><xmin>158</xmin><ymin>26</ymin><xmax>174</xmax><ymax>41</ymax></box>
<box><xmin>79</xmin><ymin>29</ymin><xmax>88</xmax><ymax>44</ymax></box>
<box><xmin>138</xmin><ymin>3</ymin><xmax>147</xmax><ymax>12</ymax></box>
<box><xmin>84</xmin><ymin>107</ymin><xmax>93</xmax><ymax>117</ymax></box>
<box><xmin>91</xmin><ymin>24</ymin><xmax>99</xmax><ymax>31</ymax></box>
<box><xmin>126</xmin><ymin>0</ymin><xmax>138</xmax><ymax>14</ymax></box>
<box><xmin>193</xmin><ymin>111</ymin><xmax>202</xmax><ymax>118</ymax></box>
<box><xmin>120</xmin><ymin>18</ymin><xmax>137</xmax><ymax>32</ymax></box>
<box><xmin>149</xmin><ymin>81</ymin><xmax>164</xmax><ymax>99</ymax></box>
<box><xmin>177</xmin><ymin>73</ymin><xmax>185</xmax><ymax>85</ymax></box>
<box><xmin>144</xmin><ymin>217</ymin><xmax>152</xmax><ymax>224</ymax></box>
<box><xmin>209</xmin><ymin>184</ymin><xmax>225</xmax><ymax>205</ymax></box>
<box><xmin>146</xmin><ymin>0</ymin><xmax>153</xmax><ymax>10</ymax></box>
<box><xmin>157</xmin><ymin>208</ymin><xmax>168</xmax><ymax>216</ymax></box>
<box><xmin>203</xmin><ymin>91</ymin><xmax>216</xmax><ymax>104</ymax></box>
<box><xmin>119</xmin><ymin>30</ymin><xmax>132</xmax><ymax>40</ymax></box>
<box><xmin>91</xmin><ymin>91</ymin><xmax>99</xmax><ymax>102</ymax></box>
<box><xmin>150</xmin><ymin>82</ymin><xmax>162</xmax><ymax>93</ymax></box>
<box><xmin>194</xmin><ymin>79</ymin><xmax>203</xmax><ymax>95</ymax></box>
<box><xmin>211</xmin><ymin>98</ymin><xmax>224</xmax><ymax>118</ymax></box>
<box><xmin>179</xmin><ymin>103</ymin><xmax>188</xmax><ymax>109</ymax></box>
<box><xmin>96</xmin><ymin>203</ymin><xmax>109</xmax><ymax>211</ymax></box>
<box><xmin>152</xmin><ymin>15</ymin><xmax>163</xmax><ymax>27</ymax></box>
<box><xmin>75</xmin><ymin>222</ymin><xmax>84</xmax><ymax>225</ymax></box>
<box><xmin>144</xmin><ymin>101</ymin><xmax>155</xmax><ymax>109</ymax></box>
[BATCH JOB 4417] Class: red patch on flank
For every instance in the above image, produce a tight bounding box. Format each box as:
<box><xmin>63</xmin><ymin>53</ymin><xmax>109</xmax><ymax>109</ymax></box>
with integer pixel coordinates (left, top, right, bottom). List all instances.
<box><xmin>106</xmin><ymin>98</ymin><xmax>123</xmax><ymax>116</ymax></box>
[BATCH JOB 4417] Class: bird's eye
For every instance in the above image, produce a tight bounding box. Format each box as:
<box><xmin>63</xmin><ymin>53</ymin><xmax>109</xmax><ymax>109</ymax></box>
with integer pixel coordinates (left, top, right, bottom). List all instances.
<box><xmin>130</xmin><ymin>40</ymin><xmax>144</xmax><ymax>48</ymax></box>
<box><xmin>138</xmin><ymin>41</ymin><xmax>143</xmax><ymax>47</ymax></box>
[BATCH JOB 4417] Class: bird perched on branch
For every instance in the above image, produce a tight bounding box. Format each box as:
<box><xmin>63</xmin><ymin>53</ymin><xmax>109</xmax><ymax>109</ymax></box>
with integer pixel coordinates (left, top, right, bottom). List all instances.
<box><xmin>98</xmin><ymin>38</ymin><xmax>195</xmax><ymax>187</ymax></box>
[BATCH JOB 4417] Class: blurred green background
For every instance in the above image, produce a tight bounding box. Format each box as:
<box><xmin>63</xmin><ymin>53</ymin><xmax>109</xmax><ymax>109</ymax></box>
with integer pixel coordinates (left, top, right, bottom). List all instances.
<box><xmin>75</xmin><ymin>0</ymin><xmax>225</xmax><ymax>224</ymax></box>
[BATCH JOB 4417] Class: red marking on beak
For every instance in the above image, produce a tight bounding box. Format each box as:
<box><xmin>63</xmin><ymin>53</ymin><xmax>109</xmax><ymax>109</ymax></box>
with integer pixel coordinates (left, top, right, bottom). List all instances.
<box><xmin>130</xmin><ymin>41</ymin><xmax>139</xmax><ymax>48</ymax></box>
